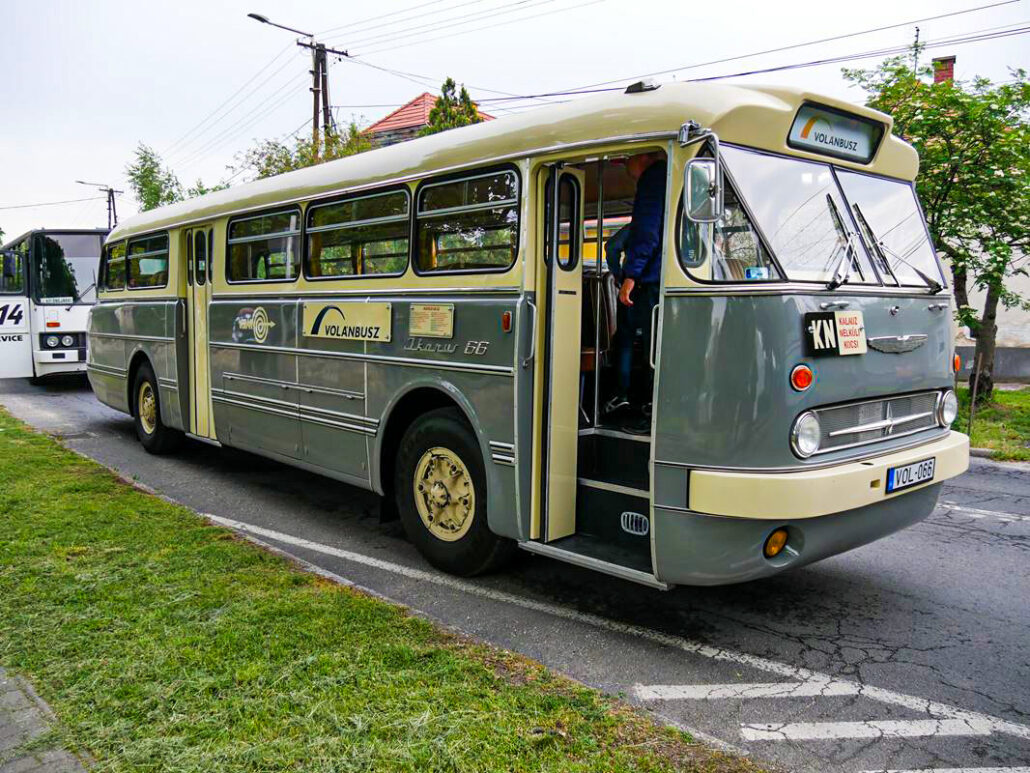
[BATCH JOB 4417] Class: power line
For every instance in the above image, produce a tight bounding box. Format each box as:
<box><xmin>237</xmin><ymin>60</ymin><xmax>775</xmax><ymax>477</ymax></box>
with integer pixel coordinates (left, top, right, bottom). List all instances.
<box><xmin>342</xmin><ymin>0</ymin><xmax>559</xmax><ymax>51</ymax></box>
<box><xmin>356</xmin><ymin>0</ymin><xmax>605</xmax><ymax>55</ymax></box>
<box><xmin>0</xmin><ymin>197</ymin><xmax>105</xmax><ymax>211</ymax></box>
<box><xmin>555</xmin><ymin>0</ymin><xmax>1020</xmax><ymax>92</ymax></box>
<box><xmin>316</xmin><ymin>0</ymin><xmax>455</xmax><ymax>36</ymax></box>
<box><xmin>163</xmin><ymin>42</ymin><xmax>295</xmax><ymax>156</ymax></box>
<box><xmin>321</xmin><ymin>0</ymin><xmax>494</xmax><ymax>43</ymax></box>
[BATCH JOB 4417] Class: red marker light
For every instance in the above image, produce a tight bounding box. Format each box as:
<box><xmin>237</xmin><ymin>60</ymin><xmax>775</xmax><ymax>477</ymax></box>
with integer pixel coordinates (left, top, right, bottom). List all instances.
<box><xmin>790</xmin><ymin>364</ymin><xmax>814</xmax><ymax>391</ymax></box>
<box><xmin>501</xmin><ymin>311</ymin><xmax>512</xmax><ymax>333</ymax></box>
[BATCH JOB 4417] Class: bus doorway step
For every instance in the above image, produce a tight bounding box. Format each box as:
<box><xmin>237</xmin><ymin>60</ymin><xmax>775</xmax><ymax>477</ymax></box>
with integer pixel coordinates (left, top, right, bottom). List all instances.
<box><xmin>520</xmin><ymin>534</ymin><xmax>667</xmax><ymax>590</ymax></box>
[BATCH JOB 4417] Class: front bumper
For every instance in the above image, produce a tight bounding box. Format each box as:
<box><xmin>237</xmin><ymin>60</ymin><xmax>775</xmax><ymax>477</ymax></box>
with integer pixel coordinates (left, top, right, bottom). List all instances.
<box><xmin>688</xmin><ymin>431</ymin><xmax>969</xmax><ymax>519</ymax></box>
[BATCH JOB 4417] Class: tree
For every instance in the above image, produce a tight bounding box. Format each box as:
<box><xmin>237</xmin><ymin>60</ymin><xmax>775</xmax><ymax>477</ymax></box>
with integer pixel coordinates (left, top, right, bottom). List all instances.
<box><xmin>232</xmin><ymin>122</ymin><xmax>373</xmax><ymax>181</ymax></box>
<box><xmin>418</xmin><ymin>78</ymin><xmax>484</xmax><ymax>137</ymax></box>
<box><xmin>125</xmin><ymin>143</ymin><xmax>183</xmax><ymax>211</ymax></box>
<box><xmin>186</xmin><ymin>179</ymin><xmax>229</xmax><ymax>198</ymax></box>
<box><xmin>844</xmin><ymin>51</ymin><xmax>1030</xmax><ymax>402</ymax></box>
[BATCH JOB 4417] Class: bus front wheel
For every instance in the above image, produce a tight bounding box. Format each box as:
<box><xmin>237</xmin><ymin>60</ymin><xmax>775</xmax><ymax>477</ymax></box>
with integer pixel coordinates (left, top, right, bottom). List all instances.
<box><xmin>394</xmin><ymin>407</ymin><xmax>513</xmax><ymax>576</ymax></box>
<box><xmin>132</xmin><ymin>362</ymin><xmax>181</xmax><ymax>455</ymax></box>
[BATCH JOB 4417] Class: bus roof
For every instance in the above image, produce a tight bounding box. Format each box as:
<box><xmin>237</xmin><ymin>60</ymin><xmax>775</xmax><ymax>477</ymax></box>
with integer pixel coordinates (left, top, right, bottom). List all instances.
<box><xmin>109</xmin><ymin>81</ymin><xmax>916</xmax><ymax>242</ymax></box>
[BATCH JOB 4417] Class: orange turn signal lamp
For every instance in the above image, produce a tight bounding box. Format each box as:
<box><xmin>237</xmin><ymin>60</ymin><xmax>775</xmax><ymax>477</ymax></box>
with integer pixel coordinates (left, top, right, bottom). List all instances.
<box><xmin>764</xmin><ymin>528</ymin><xmax>789</xmax><ymax>559</ymax></box>
<box><xmin>953</xmin><ymin>353</ymin><xmax>961</xmax><ymax>373</ymax></box>
<box><xmin>46</xmin><ymin>321</ymin><xmax>60</xmax><ymax>328</ymax></box>
<box><xmin>790</xmin><ymin>364</ymin><xmax>814</xmax><ymax>391</ymax></box>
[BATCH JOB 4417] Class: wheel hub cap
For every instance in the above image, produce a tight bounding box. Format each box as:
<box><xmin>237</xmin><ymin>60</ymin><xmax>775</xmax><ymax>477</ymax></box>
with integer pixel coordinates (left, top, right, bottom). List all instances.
<box><xmin>413</xmin><ymin>447</ymin><xmax>475</xmax><ymax>542</ymax></box>
<box><xmin>139</xmin><ymin>383</ymin><xmax>157</xmax><ymax>435</ymax></box>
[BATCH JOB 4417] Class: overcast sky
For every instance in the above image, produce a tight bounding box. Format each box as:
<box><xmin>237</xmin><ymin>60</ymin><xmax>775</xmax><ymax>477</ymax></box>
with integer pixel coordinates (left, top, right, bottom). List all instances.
<box><xmin>0</xmin><ymin>0</ymin><xmax>1026</xmax><ymax>239</ymax></box>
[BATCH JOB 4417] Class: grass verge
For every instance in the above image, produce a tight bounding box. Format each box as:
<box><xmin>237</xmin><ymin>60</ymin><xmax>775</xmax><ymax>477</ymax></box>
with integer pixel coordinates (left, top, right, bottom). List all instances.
<box><xmin>957</xmin><ymin>385</ymin><xmax>1030</xmax><ymax>461</ymax></box>
<box><xmin>0</xmin><ymin>409</ymin><xmax>764</xmax><ymax>772</ymax></box>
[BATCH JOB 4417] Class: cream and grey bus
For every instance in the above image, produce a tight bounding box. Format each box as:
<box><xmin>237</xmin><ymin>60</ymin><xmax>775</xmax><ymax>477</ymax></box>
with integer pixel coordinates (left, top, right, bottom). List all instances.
<box><xmin>87</xmin><ymin>82</ymin><xmax>969</xmax><ymax>588</ymax></box>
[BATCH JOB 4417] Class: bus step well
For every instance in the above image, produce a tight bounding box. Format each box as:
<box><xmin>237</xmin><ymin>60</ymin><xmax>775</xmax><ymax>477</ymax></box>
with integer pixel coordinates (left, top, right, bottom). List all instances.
<box><xmin>520</xmin><ymin>535</ymin><xmax>666</xmax><ymax>590</ymax></box>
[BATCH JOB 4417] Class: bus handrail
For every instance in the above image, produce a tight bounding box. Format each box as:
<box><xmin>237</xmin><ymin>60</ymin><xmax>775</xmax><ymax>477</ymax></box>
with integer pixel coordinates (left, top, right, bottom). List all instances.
<box><xmin>649</xmin><ymin>303</ymin><xmax>659</xmax><ymax>369</ymax></box>
<box><xmin>521</xmin><ymin>300</ymin><xmax>537</xmax><ymax>369</ymax></box>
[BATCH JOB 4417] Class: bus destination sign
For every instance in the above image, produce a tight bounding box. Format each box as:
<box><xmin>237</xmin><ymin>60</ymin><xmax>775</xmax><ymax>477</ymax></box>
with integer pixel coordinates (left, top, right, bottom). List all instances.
<box><xmin>787</xmin><ymin>103</ymin><xmax>884</xmax><ymax>164</ymax></box>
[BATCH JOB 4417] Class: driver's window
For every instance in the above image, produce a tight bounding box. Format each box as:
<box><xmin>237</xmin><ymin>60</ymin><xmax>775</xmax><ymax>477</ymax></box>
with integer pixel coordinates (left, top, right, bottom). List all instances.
<box><xmin>1</xmin><ymin>242</ymin><xmax>26</xmax><ymax>294</ymax></box>
<box><xmin>680</xmin><ymin>177</ymin><xmax>779</xmax><ymax>282</ymax></box>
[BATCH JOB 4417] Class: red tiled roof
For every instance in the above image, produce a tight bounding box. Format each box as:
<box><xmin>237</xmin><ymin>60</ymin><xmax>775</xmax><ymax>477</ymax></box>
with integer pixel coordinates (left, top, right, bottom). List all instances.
<box><xmin>367</xmin><ymin>92</ymin><xmax>495</xmax><ymax>134</ymax></box>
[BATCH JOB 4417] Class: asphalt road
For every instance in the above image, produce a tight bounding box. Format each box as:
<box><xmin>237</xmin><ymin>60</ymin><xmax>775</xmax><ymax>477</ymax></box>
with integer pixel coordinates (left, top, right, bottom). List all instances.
<box><xmin>2</xmin><ymin>375</ymin><xmax>1028</xmax><ymax>773</ymax></box>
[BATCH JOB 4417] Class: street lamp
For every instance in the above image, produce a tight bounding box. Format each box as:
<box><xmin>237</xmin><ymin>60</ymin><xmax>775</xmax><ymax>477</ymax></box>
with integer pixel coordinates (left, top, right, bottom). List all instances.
<box><xmin>246</xmin><ymin>12</ymin><xmax>313</xmax><ymax>38</ymax></box>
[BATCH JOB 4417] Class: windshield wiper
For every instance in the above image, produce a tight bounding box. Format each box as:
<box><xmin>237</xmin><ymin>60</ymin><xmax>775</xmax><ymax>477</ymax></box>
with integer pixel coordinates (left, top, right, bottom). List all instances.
<box><xmin>825</xmin><ymin>195</ymin><xmax>857</xmax><ymax>290</ymax></box>
<box><xmin>853</xmin><ymin>203</ymin><xmax>943</xmax><ymax>294</ymax></box>
<box><xmin>65</xmin><ymin>282</ymin><xmax>96</xmax><ymax>310</ymax></box>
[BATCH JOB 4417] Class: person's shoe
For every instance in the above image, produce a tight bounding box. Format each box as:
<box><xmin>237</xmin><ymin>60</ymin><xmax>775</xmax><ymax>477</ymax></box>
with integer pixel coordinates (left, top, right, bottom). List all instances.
<box><xmin>604</xmin><ymin>394</ymin><xmax>630</xmax><ymax>414</ymax></box>
<box><xmin>641</xmin><ymin>402</ymin><xmax>653</xmax><ymax>418</ymax></box>
<box><xmin>624</xmin><ymin>415</ymin><xmax>651</xmax><ymax>435</ymax></box>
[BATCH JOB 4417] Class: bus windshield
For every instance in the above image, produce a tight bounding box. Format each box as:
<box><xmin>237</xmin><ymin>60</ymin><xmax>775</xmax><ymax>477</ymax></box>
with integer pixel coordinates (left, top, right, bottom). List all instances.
<box><xmin>721</xmin><ymin>146</ymin><xmax>879</xmax><ymax>285</ymax></box>
<box><xmin>33</xmin><ymin>232</ymin><xmax>101</xmax><ymax>304</ymax></box>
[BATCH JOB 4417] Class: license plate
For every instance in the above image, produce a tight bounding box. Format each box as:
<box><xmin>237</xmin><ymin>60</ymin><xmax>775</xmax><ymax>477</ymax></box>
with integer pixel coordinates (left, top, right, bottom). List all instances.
<box><xmin>886</xmin><ymin>457</ymin><xmax>935</xmax><ymax>493</ymax></box>
<box><xmin>804</xmin><ymin>310</ymin><xmax>867</xmax><ymax>356</ymax></box>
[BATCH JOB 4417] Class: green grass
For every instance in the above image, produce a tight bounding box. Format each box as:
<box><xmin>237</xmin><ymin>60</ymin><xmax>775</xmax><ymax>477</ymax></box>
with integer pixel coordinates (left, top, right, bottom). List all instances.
<box><xmin>957</xmin><ymin>385</ymin><xmax>1030</xmax><ymax>461</ymax></box>
<box><xmin>0</xmin><ymin>410</ymin><xmax>764</xmax><ymax>773</ymax></box>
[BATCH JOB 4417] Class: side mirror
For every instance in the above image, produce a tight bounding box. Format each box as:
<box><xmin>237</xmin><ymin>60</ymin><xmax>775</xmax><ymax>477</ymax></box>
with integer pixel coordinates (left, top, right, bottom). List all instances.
<box><xmin>2</xmin><ymin>251</ymin><xmax>17</xmax><ymax>280</ymax></box>
<box><xmin>684</xmin><ymin>158</ymin><xmax>724</xmax><ymax>223</ymax></box>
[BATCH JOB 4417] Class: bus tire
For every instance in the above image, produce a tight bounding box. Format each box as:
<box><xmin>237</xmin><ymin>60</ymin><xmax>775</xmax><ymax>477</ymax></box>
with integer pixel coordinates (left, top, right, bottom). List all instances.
<box><xmin>132</xmin><ymin>362</ymin><xmax>181</xmax><ymax>455</ymax></box>
<box><xmin>394</xmin><ymin>407</ymin><xmax>513</xmax><ymax>576</ymax></box>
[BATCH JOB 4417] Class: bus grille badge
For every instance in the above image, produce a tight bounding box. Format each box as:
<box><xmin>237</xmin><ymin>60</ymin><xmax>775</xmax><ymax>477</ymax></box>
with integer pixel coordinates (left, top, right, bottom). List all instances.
<box><xmin>620</xmin><ymin>511</ymin><xmax>649</xmax><ymax>537</ymax></box>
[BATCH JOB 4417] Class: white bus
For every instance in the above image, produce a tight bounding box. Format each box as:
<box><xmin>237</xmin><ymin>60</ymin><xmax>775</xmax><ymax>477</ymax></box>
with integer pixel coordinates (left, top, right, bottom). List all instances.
<box><xmin>0</xmin><ymin>229</ymin><xmax>106</xmax><ymax>381</ymax></box>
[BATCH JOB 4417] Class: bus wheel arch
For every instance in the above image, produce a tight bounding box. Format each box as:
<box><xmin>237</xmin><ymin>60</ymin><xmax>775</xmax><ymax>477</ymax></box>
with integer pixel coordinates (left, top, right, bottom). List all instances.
<box><xmin>127</xmin><ymin>350</ymin><xmax>181</xmax><ymax>454</ymax></box>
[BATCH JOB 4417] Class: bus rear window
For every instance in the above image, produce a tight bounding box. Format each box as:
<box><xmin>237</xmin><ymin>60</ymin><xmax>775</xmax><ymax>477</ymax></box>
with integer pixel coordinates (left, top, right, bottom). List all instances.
<box><xmin>416</xmin><ymin>170</ymin><xmax>519</xmax><ymax>273</ymax></box>
<box><xmin>307</xmin><ymin>190</ymin><xmax>409</xmax><ymax>278</ymax></box>
<box><xmin>228</xmin><ymin>209</ymin><xmax>301</xmax><ymax>282</ymax></box>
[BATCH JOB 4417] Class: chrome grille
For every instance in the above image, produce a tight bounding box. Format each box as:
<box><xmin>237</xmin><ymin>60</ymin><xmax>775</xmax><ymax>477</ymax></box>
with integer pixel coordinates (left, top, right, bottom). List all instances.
<box><xmin>815</xmin><ymin>392</ymin><xmax>940</xmax><ymax>454</ymax></box>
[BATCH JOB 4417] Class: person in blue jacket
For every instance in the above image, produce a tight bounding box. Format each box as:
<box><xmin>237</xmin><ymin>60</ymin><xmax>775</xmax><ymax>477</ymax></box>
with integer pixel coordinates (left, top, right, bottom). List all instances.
<box><xmin>603</xmin><ymin>152</ymin><xmax>667</xmax><ymax>428</ymax></box>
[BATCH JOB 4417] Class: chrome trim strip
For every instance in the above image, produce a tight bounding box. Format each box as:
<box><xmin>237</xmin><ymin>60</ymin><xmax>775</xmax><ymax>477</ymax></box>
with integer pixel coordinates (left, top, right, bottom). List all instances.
<box><xmin>491</xmin><ymin>454</ymin><xmax>516</xmax><ymax>467</ymax></box>
<box><xmin>87</xmin><ymin>363</ymin><xmax>127</xmax><ymax>377</ymax></box>
<box><xmin>664</xmin><ymin>285</ymin><xmax>955</xmax><ymax>298</ymax></box>
<box><xmin>518</xmin><ymin>541</ymin><xmax>669</xmax><ymax>590</ymax></box>
<box><xmin>213</xmin><ymin>387</ymin><xmax>297</xmax><ymax>412</ymax></box>
<box><xmin>209</xmin><ymin>287</ymin><xmax>523</xmax><ymax>299</ymax></box>
<box><xmin>223</xmin><ymin>371</ymin><xmax>365</xmax><ymax>402</ymax></box>
<box><xmin>653</xmin><ymin>429</ymin><xmax>950</xmax><ymax>473</ymax></box>
<box><xmin>300</xmin><ymin>402</ymin><xmax>377</xmax><ymax>427</ymax></box>
<box><xmin>108</xmin><ymin>131</ymin><xmax>676</xmax><ymax>237</ymax></box>
<box><xmin>90</xmin><ymin>332</ymin><xmax>176</xmax><ymax>343</ymax></box>
<box><xmin>827</xmin><ymin>410</ymin><xmax>935</xmax><ymax>438</ymax></box>
<box><xmin>578</xmin><ymin>477</ymin><xmax>649</xmax><ymax>499</ymax></box>
<box><xmin>489</xmin><ymin>440</ymin><xmax>515</xmax><ymax>453</ymax></box>
<box><xmin>298</xmin><ymin>411</ymin><xmax>377</xmax><ymax>436</ymax></box>
<box><xmin>209</xmin><ymin>340</ymin><xmax>515</xmax><ymax>377</ymax></box>
<box><xmin>211</xmin><ymin>393</ymin><xmax>296</xmax><ymax>421</ymax></box>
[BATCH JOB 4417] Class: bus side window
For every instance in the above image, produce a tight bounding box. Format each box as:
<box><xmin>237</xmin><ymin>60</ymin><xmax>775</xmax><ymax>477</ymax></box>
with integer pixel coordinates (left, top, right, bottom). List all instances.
<box><xmin>416</xmin><ymin>169</ymin><xmax>519</xmax><ymax>273</ymax></box>
<box><xmin>227</xmin><ymin>209</ymin><xmax>301</xmax><ymax>283</ymax></box>
<box><xmin>103</xmin><ymin>242</ymin><xmax>127</xmax><ymax>291</ymax></box>
<box><xmin>127</xmin><ymin>234</ymin><xmax>170</xmax><ymax>289</ymax></box>
<box><xmin>306</xmin><ymin>189</ymin><xmax>410</xmax><ymax>279</ymax></box>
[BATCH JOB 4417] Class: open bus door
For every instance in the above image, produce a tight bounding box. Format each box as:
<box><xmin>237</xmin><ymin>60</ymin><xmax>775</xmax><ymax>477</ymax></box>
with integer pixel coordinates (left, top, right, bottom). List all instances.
<box><xmin>0</xmin><ymin>250</ymin><xmax>34</xmax><ymax>379</ymax></box>
<box><xmin>534</xmin><ymin>164</ymin><xmax>586</xmax><ymax>542</ymax></box>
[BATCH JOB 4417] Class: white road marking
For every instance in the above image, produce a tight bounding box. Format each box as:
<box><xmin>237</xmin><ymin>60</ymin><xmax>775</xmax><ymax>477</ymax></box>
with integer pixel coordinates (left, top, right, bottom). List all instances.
<box><xmin>861</xmin><ymin>768</ymin><xmax>1030</xmax><ymax>772</ymax></box>
<box><xmin>939</xmin><ymin>501</ymin><xmax>1030</xmax><ymax>523</ymax></box>
<box><xmin>742</xmin><ymin>718</ymin><xmax>993</xmax><ymax>741</ymax></box>
<box><xmin>202</xmin><ymin>514</ymin><xmax>1030</xmax><ymax>744</ymax></box>
<box><xmin>634</xmin><ymin>681</ymin><xmax>860</xmax><ymax>700</ymax></box>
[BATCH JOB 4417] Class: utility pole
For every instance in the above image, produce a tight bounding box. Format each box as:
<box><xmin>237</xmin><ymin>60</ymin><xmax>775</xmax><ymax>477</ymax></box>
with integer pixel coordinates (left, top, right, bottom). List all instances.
<box><xmin>75</xmin><ymin>181</ymin><xmax>122</xmax><ymax>230</ymax></box>
<box><xmin>247</xmin><ymin>14</ymin><xmax>348</xmax><ymax>162</ymax></box>
<box><xmin>913</xmin><ymin>27</ymin><xmax>920</xmax><ymax>72</ymax></box>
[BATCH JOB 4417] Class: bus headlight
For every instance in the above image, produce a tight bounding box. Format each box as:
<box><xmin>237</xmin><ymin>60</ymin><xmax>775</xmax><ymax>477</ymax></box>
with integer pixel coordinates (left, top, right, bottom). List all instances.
<box><xmin>61</xmin><ymin>335</ymin><xmax>75</xmax><ymax>348</ymax></box>
<box><xmin>791</xmin><ymin>411</ymin><xmax>821</xmax><ymax>458</ymax></box>
<box><xmin>938</xmin><ymin>389</ymin><xmax>958</xmax><ymax>427</ymax></box>
<box><xmin>45</xmin><ymin>335</ymin><xmax>60</xmax><ymax>348</ymax></box>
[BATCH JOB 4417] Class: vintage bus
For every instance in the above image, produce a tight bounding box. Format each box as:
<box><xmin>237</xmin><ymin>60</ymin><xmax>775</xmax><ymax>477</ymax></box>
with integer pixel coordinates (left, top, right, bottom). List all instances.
<box><xmin>87</xmin><ymin>82</ymin><xmax>968</xmax><ymax>588</ymax></box>
<box><xmin>1</xmin><ymin>229</ymin><xmax>106</xmax><ymax>380</ymax></box>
